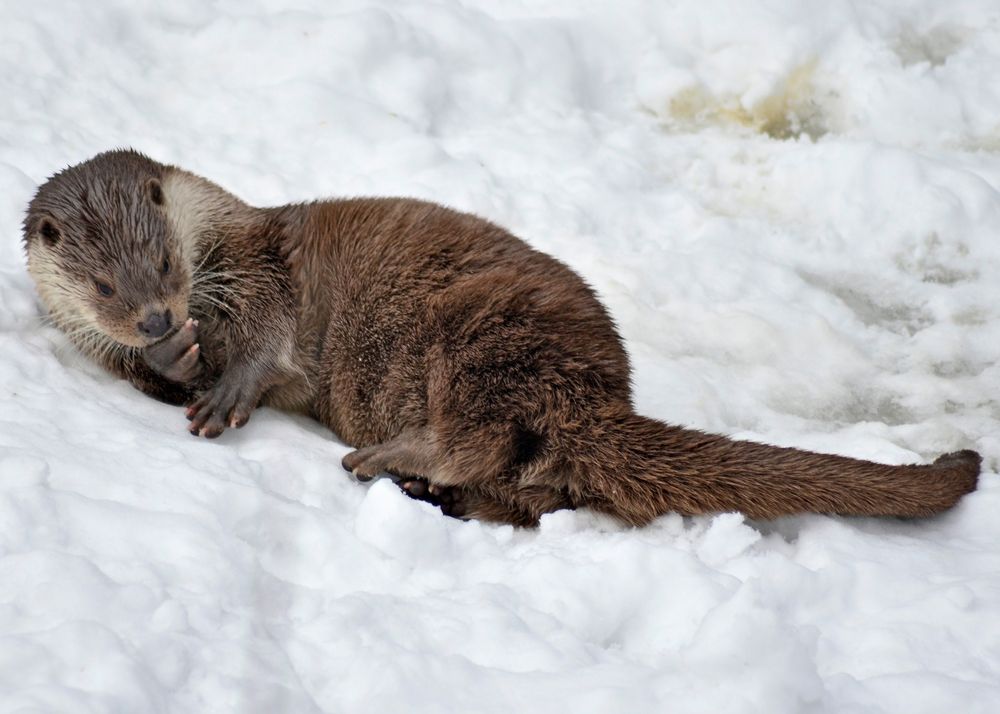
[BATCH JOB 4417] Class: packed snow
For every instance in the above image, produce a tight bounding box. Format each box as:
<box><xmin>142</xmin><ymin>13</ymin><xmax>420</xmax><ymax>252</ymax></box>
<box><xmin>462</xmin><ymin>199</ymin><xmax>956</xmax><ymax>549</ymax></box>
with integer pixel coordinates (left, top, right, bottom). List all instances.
<box><xmin>2</xmin><ymin>0</ymin><xmax>1000</xmax><ymax>712</ymax></box>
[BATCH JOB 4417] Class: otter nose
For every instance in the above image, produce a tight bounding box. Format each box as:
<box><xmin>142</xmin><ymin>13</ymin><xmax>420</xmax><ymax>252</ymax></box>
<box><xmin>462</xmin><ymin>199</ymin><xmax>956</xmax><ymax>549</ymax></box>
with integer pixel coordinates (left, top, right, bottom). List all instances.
<box><xmin>137</xmin><ymin>309</ymin><xmax>172</xmax><ymax>339</ymax></box>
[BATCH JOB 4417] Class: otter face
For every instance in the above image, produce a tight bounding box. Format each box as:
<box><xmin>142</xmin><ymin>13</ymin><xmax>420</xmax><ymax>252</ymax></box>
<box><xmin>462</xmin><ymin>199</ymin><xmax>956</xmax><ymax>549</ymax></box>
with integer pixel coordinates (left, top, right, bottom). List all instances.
<box><xmin>24</xmin><ymin>150</ymin><xmax>192</xmax><ymax>348</ymax></box>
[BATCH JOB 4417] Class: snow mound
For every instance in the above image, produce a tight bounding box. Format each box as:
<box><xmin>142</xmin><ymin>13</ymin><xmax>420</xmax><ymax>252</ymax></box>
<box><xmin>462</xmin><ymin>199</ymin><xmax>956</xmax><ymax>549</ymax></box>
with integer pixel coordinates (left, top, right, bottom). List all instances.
<box><xmin>2</xmin><ymin>1</ymin><xmax>999</xmax><ymax>712</ymax></box>
<box><xmin>634</xmin><ymin>0</ymin><xmax>1000</xmax><ymax>147</ymax></box>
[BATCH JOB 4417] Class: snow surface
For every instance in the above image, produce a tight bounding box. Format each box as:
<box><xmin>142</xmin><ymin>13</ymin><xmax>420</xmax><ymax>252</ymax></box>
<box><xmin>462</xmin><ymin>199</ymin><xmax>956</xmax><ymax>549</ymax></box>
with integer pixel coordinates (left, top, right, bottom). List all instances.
<box><xmin>2</xmin><ymin>1</ymin><xmax>1000</xmax><ymax>712</ymax></box>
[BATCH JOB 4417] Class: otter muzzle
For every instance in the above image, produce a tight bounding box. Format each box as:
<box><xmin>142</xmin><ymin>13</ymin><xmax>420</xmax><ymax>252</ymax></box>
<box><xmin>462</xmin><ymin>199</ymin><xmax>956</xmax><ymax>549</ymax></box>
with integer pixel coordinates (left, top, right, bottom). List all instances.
<box><xmin>137</xmin><ymin>309</ymin><xmax>172</xmax><ymax>339</ymax></box>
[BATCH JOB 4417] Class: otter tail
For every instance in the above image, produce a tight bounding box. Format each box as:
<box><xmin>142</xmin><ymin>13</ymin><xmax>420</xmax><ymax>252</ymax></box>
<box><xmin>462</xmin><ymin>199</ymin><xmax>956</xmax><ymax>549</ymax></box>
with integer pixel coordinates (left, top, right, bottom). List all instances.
<box><xmin>575</xmin><ymin>413</ymin><xmax>980</xmax><ymax>525</ymax></box>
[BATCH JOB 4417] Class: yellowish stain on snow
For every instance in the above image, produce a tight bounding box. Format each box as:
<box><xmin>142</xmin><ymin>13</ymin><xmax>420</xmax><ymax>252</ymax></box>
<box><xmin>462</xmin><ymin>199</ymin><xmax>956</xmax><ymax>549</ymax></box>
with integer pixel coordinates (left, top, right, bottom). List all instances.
<box><xmin>664</xmin><ymin>60</ymin><xmax>826</xmax><ymax>140</ymax></box>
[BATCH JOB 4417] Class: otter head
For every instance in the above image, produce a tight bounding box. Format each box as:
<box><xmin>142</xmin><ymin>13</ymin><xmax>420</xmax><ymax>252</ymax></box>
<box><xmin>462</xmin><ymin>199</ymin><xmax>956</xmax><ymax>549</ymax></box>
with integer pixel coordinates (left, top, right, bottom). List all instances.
<box><xmin>23</xmin><ymin>149</ymin><xmax>192</xmax><ymax>348</ymax></box>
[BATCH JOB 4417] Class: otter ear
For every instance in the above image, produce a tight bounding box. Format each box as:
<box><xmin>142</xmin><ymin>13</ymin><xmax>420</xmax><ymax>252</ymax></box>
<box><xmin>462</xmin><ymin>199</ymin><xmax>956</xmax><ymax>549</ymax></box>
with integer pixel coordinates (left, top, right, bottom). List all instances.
<box><xmin>38</xmin><ymin>217</ymin><xmax>61</xmax><ymax>246</ymax></box>
<box><xmin>147</xmin><ymin>178</ymin><xmax>164</xmax><ymax>206</ymax></box>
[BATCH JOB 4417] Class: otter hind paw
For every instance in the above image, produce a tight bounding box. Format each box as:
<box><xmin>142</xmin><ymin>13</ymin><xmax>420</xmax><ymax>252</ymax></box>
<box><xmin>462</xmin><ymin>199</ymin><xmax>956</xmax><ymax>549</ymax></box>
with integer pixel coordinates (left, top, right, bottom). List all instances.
<box><xmin>395</xmin><ymin>479</ymin><xmax>467</xmax><ymax>518</ymax></box>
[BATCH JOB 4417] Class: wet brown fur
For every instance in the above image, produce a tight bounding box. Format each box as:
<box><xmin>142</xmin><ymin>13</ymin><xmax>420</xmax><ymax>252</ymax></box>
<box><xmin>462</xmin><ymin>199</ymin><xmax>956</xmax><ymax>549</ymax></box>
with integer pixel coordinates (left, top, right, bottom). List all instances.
<box><xmin>23</xmin><ymin>150</ymin><xmax>981</xmax><ymax>527</ymax></box>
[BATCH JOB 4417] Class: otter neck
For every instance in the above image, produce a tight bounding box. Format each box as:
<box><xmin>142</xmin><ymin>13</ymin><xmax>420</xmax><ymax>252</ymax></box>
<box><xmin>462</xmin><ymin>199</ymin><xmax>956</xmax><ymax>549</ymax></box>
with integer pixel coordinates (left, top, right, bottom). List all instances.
<box><xmin>161</xmin><ymin>168</ymin><xmax>260</xmax><ymax>270</ymax></box>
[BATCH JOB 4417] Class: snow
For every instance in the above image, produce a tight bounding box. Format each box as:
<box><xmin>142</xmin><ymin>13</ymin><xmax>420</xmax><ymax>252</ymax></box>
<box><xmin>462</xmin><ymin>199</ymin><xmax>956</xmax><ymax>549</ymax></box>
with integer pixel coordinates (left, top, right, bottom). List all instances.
<box><xmin>2</xmin><ymin>0</ymin><xmax>999</xmax><ymax>711</ymax></box>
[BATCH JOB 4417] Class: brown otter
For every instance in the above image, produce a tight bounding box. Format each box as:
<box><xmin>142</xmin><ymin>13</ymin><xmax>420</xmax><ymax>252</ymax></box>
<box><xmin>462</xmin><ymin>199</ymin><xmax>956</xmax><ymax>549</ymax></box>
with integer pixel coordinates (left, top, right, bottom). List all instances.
<box><xmin>23</xmin><ymin>149</ymin><xmax>980</xmax><ymax>526</ymax></box>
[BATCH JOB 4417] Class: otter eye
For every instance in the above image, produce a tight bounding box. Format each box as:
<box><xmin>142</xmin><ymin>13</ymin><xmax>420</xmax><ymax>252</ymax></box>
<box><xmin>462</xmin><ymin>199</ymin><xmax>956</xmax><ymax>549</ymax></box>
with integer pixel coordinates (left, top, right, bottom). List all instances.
<box><xmin>95</xmin><ymin>281</ymin><xmax>114</xmax><ymax>297</ymax></box>
<box><xmin>161</xmin><ymin>258</ymin><xmax>170</xmax><ymax>274</ymax></box>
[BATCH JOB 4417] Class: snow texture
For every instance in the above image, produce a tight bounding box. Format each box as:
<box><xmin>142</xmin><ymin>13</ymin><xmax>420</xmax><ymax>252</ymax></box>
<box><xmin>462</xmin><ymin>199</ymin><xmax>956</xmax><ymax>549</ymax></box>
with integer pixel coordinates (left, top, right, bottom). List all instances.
<box><xmin>2</xmin><ymin>1</ymin><xmax>1000</xmax><ymax>712</ymax></box>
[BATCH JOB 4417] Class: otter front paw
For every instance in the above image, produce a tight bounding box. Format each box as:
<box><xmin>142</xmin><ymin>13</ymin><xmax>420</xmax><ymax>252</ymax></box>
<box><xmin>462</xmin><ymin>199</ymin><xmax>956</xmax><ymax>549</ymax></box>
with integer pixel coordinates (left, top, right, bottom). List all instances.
<box><xmin>185</xmin><ymin>376</ymin><xmax>259</xmax><ymax>439</ymax></box>
<box><xmin>142</xmin><ymin>318</ymin><xmax>202</xmax><ymax>384</ymax></box>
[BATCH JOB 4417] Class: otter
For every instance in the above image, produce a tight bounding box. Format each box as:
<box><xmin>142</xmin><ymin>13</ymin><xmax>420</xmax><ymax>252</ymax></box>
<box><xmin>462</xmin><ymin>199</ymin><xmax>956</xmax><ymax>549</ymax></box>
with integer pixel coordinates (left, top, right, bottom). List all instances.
<box><xmin>22</xmin><ymin>149</ymin><xmax>980</xmax><ymax>526</ymax></box>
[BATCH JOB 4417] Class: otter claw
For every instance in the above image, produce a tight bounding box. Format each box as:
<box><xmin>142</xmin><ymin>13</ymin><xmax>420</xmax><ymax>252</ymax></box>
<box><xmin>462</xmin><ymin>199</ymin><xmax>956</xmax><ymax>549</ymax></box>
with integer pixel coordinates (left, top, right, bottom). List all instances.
<box><xmin>401</xmin><ymin>479</ymin><xmax>428</xmax><ymax>497</ymax></box>
<box><xmin>186</xmin><ymin>376</ymin><xmax>259</xmax><ymax>438</ymax></box>
<box><xmin>341</xmin><ymin>449</ymin><xmax>386</xmax><ymax>482</ymax></box>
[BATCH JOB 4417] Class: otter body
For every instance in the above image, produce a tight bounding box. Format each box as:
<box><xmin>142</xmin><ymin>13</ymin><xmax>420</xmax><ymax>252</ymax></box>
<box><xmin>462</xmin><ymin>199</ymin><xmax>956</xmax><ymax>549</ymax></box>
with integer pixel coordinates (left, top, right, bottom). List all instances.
<box><xmin>23</xmin><ymin>150</ymin><xmax>980</xmax><ymax>526</ymax></box>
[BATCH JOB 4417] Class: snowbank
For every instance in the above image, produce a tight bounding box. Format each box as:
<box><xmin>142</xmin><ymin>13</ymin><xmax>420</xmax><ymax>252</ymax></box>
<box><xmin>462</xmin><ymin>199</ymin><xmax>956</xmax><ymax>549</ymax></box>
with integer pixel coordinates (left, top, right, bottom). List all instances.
<box><xmin>1</xmin><ymin>1</ymin><xmax>998</xmax><ymax>712</ymax></box>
